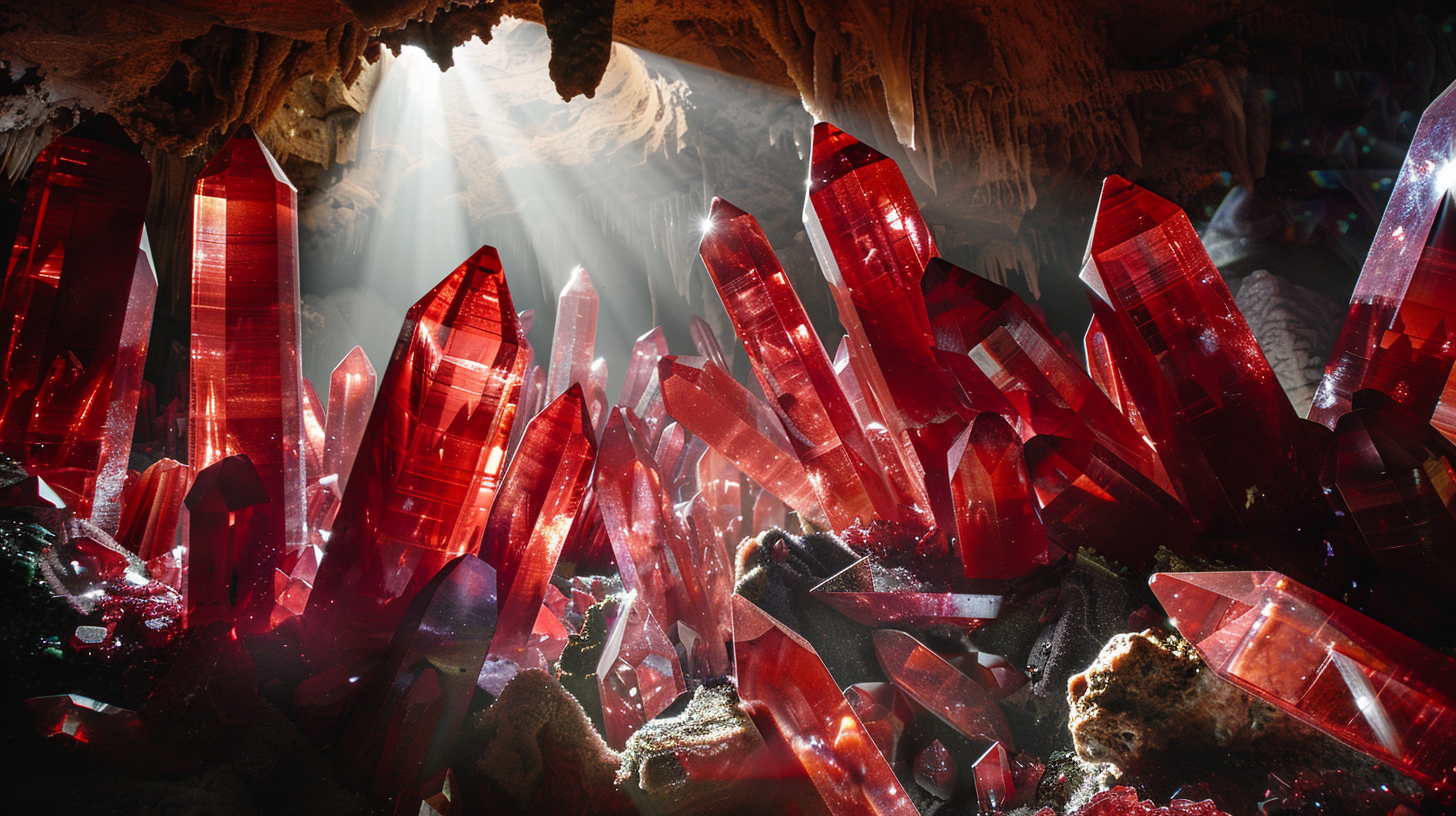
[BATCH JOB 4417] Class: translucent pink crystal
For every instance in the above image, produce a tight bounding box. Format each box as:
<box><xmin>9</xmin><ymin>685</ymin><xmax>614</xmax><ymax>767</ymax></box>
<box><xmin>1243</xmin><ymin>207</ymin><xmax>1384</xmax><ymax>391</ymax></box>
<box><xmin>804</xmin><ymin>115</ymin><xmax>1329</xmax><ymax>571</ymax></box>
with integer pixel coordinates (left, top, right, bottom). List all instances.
<box><xmin>323</xmin><ymin>345</ymin><xmax>375</xmax><ymax>493</ymax></box>
<box><xmin>547</xmin><ymin>266</ymin><xmax>598</xmax><ymax>398</ymax></box>
<box><xmin>597</xmin><ymin>589</ymin><xmax>687</xmax><ymax>748</ymax></box>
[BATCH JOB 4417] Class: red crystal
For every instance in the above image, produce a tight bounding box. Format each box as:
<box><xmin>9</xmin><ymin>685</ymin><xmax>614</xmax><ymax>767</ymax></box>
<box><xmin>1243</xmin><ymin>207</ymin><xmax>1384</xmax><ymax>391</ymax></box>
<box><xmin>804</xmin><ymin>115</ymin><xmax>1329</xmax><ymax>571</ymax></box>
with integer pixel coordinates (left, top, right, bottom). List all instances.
<box><xmin>915</xmin><ymin>739</ymin><xmax>957</xmax><ymax>800</ymax></box>
<box><xmin>804</xmin><ymin>123</ymin><xmax>962</xmax><ymax>431</ymax></box>
<box><xmin>1150</xmin><ymin>570</ymin><xmax>1456</xmax><ymax>800</ymax></box>
<box><xmin>1321</xmin><ymin>390</ymin><xmax>1456</xmax><ymax>586</ymax></box>
<box><xmin>184</xmin><ymin>454</ymin><xmax>276</xmax><ymax>632</ymax></box>
<box><xmin>547</xmin><ymin>266</ymin><xmax>598</xmax><ymax>399</ymax></box>
<box><xmin>336</xmin><ymin>554</ymin><xmax>497</xmax><ymax>802</ymax></box>
<box><xmin>844</xmin><ymin>682</ymin><xmax>914</xmax><ymax>761</ymax></box>
<box><xmin>1310</xmin><ymin>83</ymin><xmax>1456</xmax><ymax>435</ymax></box>
<box><xmin>115</xmin><ymin>457</ymin><xmax>192</xmax><ymax>570</ymax></box>
<box><xmin>732</xmin><ymin>594</ymin><xmax>918</xmax><ymax>816</ymax></box>
<box><xmin>302</xmin><ymin>378</ymin><xmax>327</xmax><ymax>484</ymax></box>
<box><xmin>0</xmin><ymin>117</ymin><xmax>153</xmax><ymax>527</ymax></box>
<box><xmin>597</xmin><ymin>407</ymin><xmax>729</xmax><ymax>678</ymax></box>
<box><xmin>658</xmin><ymin>354</ymin><xmax>827</xmax><ymax>527</ymax></box>
<box><xmin>189</xmin><ymin>126</ymin><xmax>307</xmax><ymax>571</ymax></box>
<box><xmin>1024</xmin><ymin>434</ymin><xmax>1196</xmax><ymax>569</ymax></box>
<box><xmin>1081</xmin><ymin>175</ymin><xmax>1327</xmax><ymax>537</ymax></box>
<box><xmin>1074</xmin><ymin>787</ymin><xmax>1231</xmax><ymax>816</ymax></box>
<box><xmin>27</xmin><ymin>694</ymin><xmax>143</xmax><ymax>747</ymax></box>
<box><xmin>597</xmin><ymin>588</ymin><xmax>687</xmax><ymax>748</ymax></box>
<box><xmin>700</xmin><ymin>196</ymin><xmax>899</xmax><ymax>529</ymax></box>
<box><xmin>949</xmin><ymin>412</ymin><xmax>1049</xmax><ymax>581</ymax></box>
<box><xmin>479</xmin><ymin>385</ymin><xmax>595</xmax><ymax>665</ymax></box>
<box><xmin>620</xmin><ymin>327</ymin><xmax>670</xmax><ymax>442</ymax></box>
<box><xmin>324</xmin><ymin>345</ymin><xmax>375</xmax><ymax>492</ymax></box>
<box><xmin>972</xmin><ymin>741</ymin><xmax>1013</xmax><ymax>810</ymax></box>
<box><xmin>812</xmin><ymin>585</ymin><xmax>1002</xmax><ymax>634</ymax></box>
<box><xmin>872</xmin><ymin>629</ymin><xmax>1016</xmax><ymax>749</ymax></box>
<box><xmin>305</xmin><ymin>246</ymin><xmax>522</xmax><ymax>662</ymax></box>
<box><xmin>690</xmin><ymin>313</ymin><xmax>731</xmax><ymax>373</ymax></box>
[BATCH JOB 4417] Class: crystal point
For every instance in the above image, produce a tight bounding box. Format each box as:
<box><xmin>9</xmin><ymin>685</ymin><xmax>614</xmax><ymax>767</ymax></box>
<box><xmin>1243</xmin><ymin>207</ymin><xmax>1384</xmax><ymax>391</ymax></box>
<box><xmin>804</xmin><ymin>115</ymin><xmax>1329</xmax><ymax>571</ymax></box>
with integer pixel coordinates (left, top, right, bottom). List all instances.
<box><xmin>732</xmin><ymin>595</ymin><xmax>918</xmax><ymax>816</ymax></box>
<box><xmin>872</xmin><ymin>629</ymin><xmax>1015</xmax><ymax>749</ymax></box>
<box><xmin>188</xmin><ymin>127</ymin><xmax>307</xmax><ymax>576</ymax></box>
<box><xmin>597</xmin><ymin>589</ymin><xmax>686</xmax><ymax>748</ymax></box>
<box><xmin>949</xmin><ymin>412</ymin><xmax>1049</xmax><ymax>581</ymax></box>
<box><xmin>1151</xmin><ymin>570</ymin><xmax>1456</xmax><ymax>800</ymax></box>
<box><xmin>324</xmin><ymin>345</ymin><xmax>375</xmax><ymax>493</ymax></box>
<box><xmin>0</xmin><ymin>118</ymin><xmax>153</xmax><ymax>528</ymax></box>
<box><xmin>184</xmin><ymin>454</ymin><xmax>275</xmax><ymax>632</ymax></box>
<box><xmin>305</xmin><ymin>246</ymin><xmax>522</xmax><ymax>663</ymax></box>
<box><xmin>547</xmin><ymin>266</ymin><xmax>598</xmax><ymax>399</ymax></box>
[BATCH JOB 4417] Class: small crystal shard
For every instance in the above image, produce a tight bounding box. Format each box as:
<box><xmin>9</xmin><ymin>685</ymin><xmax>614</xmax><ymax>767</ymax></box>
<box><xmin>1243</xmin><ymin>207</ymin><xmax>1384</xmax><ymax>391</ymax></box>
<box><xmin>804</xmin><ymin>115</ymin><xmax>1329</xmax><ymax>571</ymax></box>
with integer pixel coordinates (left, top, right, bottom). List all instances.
<box><xmin>597</xmin><ymin>589</ymin><xmax>687</xmax><ymax>748</ymax></box>
<box><xmin>324</xmin><ymin>345</ymin><xmax>375</xmax><ymax>493</ymax></box>
<box><xmin>689</xmin><ymin>313</ymin><xmax>731</xmax><ymax>373</ymax></box>
<box><xmin>189</xmin><ymin>125</ymin><xmax>308</xmax><ymax>565</ymax></box>
<box><xmin>732</xmin><ymin>595</ymin><xmax>918</xmax><ymax>816</ymax></box>
<box><xmin>873</xmin><ymin>629</ymin><xmax>1016</xmax><ymax>748</ymax></box>
<box><xmin>915</xmin><ymin>739</ymin><xmax>957</xmax><ymax>800</ymax></box>
<box><xmin>700</xmin><ymin>196</ymin><xmax>899</xmax><ymax>528</ymax></box>
<box><xmin>1310</xmin><ymin>81</ymin><xmax>1456</xmax><ymax>434</ymax></box>
<box><xmin>0</xmin><ymin>117</ymin><xmax>154</xmax><ymax>528</ymax></box>
<box><xmin>305</xmin><ymin>246</ymin><xmax>522</xmax><ymax>663</ymax></box>
<box><xmin>302</xmin><ymin>378</ymin><xmax>328</xmax><ymax>483</ymax></box>
<box><xmin>547</xmin><ymin>266</ymin><xmax>598</xmax><ymax>399</ymax></box>
<box><xmin>948</xmin><ymin>412</ymin><xmax>1049</xmax><ymax>581</ymax></box>
<box><xmin>844</xmin><ymin>682</ymin><xmax>914</xmax><ymax>761</ymax></box>
<box><xmin>337</xmin><ymin>555</ymin><xmax>497</xmax><ymax>802</ymax></box>
<box><xmin>115</xmin><ymin>457</ymin><xmax>192</xmax><ymax>568</ymax></box>
<box><xmin>479</xmin><ymin>385</ymin><xmax>595</xmax><ymax>665</ymax></box>
<box><xmin>1150</xmin><ymin>570</ymin><xmax>1456</xmax><ymax>799</ymax></box>
<box><xmin>658</xmin><ymin>354</ymin><xmax>827</xmax><ymax>527</ymax></box>
<box><xmin>972</xmin><ymin>741</ymin><xmax>1014</xmax><ymax>810</ymax></box>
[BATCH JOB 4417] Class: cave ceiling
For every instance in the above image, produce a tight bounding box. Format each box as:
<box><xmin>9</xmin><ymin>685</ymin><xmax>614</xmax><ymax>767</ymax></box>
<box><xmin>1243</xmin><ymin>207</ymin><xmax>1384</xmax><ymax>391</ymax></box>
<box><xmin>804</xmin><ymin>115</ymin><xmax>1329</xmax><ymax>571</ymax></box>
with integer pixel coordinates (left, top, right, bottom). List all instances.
<box><xmin>2</xmin><ymin>0</ymin><xmax>1454</xmax><ymax>343</ymax></box>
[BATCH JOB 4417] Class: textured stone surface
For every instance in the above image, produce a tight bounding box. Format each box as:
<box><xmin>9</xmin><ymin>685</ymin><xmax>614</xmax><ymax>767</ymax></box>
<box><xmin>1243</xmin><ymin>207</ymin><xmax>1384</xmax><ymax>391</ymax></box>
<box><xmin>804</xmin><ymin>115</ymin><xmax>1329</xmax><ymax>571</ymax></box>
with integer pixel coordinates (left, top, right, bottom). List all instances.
<box><xmin>1232</xmin><ymin>270</ymin><xmax>1344</xmax><ymax>416</ymax></box>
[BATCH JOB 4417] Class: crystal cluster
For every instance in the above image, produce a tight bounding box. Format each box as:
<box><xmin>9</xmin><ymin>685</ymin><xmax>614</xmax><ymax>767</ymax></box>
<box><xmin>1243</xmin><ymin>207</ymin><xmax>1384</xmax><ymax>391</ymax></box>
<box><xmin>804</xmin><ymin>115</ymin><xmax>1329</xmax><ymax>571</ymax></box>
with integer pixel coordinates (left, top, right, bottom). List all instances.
<box><xmin>10</xmin><ymin>81</ymin><xmax>1456</xmax><ymax>816</ymax></box>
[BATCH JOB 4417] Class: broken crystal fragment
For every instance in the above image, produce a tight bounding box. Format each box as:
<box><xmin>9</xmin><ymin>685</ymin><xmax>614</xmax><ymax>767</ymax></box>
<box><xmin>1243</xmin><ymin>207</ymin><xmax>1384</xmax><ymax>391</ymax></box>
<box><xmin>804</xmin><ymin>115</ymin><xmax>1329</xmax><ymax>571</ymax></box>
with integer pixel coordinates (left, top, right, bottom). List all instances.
<box><xmin>27</xmin><ymin>693</ymin><xmax>143</xmax><ymax>747</ymax></box>
<box><xmin>324</xmin><ymin>345</ymin><xmax>375</xmax><ymax>494</ymax></box>
<box><xmin>872</xmin><ymin>629</ymin><xmax>1016</xmax><ymax>749</ymax></box>
<box><xmin>972</xmin><ymin>741</ymin><xmax>1014</xmax><ymax>811</ymax></box>
<box><xmin>480</xmin><ymin>385</ymin><xmax>595</xmax><ymax>665</ymax></box>
<box><xmin>732</xmin><ymin>595</ymin><xmax>918</xmax><ymax>816</ymax></box>
<box><xmin>1311</xmin><ymin>81</ymin><xmax>1456</xmax><ymax>435</ymax></box>
<box><xmin>0</xmin><ymin>117</ymin><xmax>153</xmax><ymax>527</ymax></box>
<box><xmin>844</xmin><ymin>682</ymin><xmax>914</xmax><ymax>761</ymax></box>
<box><xmin>1150</xmin><ymin>570</ymin><xmax>1456</xmax><ymax>800</ymax></box>
<box><xmin>597</xmin><ymin>589</ymin><xmax>686</xmax><ymax>749</ymax></box>
<box><xmin>189</xmin><ymin>125</ymin><xmax>308</xmax><ymax>569</ymax></box>
<box><xmin>305</xmin><ymin>246</ymin><xmax>522</xmax><ymax>663</ymax></box>
<box><xmin>115</xmin><ymin>458</ymin><xmax>192</xmax><ymax>568</ymax></box>
<box><xmin>700</xmin><ymin>196</ymin><xmax>899</xmax><ymax>529</ymax></box>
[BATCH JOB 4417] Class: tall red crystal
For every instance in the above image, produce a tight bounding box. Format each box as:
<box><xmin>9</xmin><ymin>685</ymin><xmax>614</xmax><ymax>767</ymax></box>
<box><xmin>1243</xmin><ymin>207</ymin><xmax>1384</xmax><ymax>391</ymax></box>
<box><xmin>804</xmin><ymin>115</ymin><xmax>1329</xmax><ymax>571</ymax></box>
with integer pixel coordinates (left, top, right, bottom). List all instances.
<box><xmin>597</xmin><ymin>407</ymin><xmax>729</xmax><ymax>678</ymax></box>
<box><xmin>803</xmin><ymin>122</ymin><xmax>961</xmax><ymax>429</ymax></box>
<box><xmin>619</xmin><ymin>327</ymin><xmax>670</xmax><ymax>442</ymax></box>
<box><xmin>972</xmin><ymin>742</ymin><xmax>1014</xmax><ymax>811</ymax></box>
<box><xmin>189</xmin><ymin>126</ymin><xmax>307</xmax><ymax>567</ymax></box>
<box><xmin>872</xmin><ymin>629</ymin><xmax>1016</xmax><ymax>749</ymax></box>
<box><xmin>302</xmin><ymin>378</ymin><xmax>327</xmax><ymax>483</ymax></box>
<box><xmin>479</xmin><ymin>385</ymin><xmax>595</xmax><ymax>665</ymax></box>
<box><xmin>1081</xmin><ymin>175</ymin><xmax>1326</xmax><ymax>537</ymax></box>
<box><xmin>336</xmin><ymin>555</ymin><xmax>497</xmax><ymax>803</ymax></box>
<box><xmin>323</xmin><ymin>345</ymin><xmax>375</xmax><ymax>493</ymax></box>
<box><xmin>0</xmin><ymin>117</ymin><xmax>153</xmax><ymax>528</ymax></box>
<box><xmin>1310</xmin><ymin>81</ymin><xmax>1456</xmax><ymax>433</ymax></box>
<box><xmin>305</xmin><ymin>246</ymin><xmax>522</xmax><ymax>662</ymax></box>
<box><xmin>597</xmin><ymin>589</ymin><xmax>686</xmax><ymax>748</ymax></box>
<box><xmin>948</xmin><ymin>413</ymin><xmax>1049</xmax><ymax>581</ymax></box>
<box><xmin>184</xmin><ymin>454</ymin><xmax>275</xmax><ymax>631</ymax></box>
<box><xmin>547</xmin><ymin>266</ymin><xmax>598</xmax><ymax>398</ymax></box>
<box><xmin>700</xmin><ymin>196</ymin><xmax>898</xmax><ymax>528</ymax></box>
<box><xmin>658</xmin><ymin>355</ymin><xmax>827</xmax><ymax>527</ymax></box>
<box><xmin>732</xmin><ymin>595</ymin><xmax>919</xmax><ymax>816</ymax></box>
<box><xmin>1151</xmin><ymin>570</ymin><xmax>1456</xmax><ymax>800</ymax></box>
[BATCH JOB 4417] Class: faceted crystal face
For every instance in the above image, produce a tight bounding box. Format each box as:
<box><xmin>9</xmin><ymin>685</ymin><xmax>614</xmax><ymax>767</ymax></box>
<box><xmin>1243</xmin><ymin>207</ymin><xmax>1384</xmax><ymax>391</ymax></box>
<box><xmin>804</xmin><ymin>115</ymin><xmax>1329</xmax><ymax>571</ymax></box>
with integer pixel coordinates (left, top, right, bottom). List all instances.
<box><xmin>658</xmin><ymin>354</ymin><xmax>827</xmax><ymax>528</ymax></box>
<box><xmin>480</xmin><ymin>385</ymin><xmax>596</xmax><ymax>664</ymax></box>
<box><xmin>547</xmin><ymin>266</ymin><xmax>598</xmax><ymax>400</ymax></box>
<box><xmin>700</xmin><ymin>196</ymin><xmax>898</xmax><ymax>529</ymax></box>
<box><xmin>1311</xmin><ymin>80</ymin><xmax>1456</xmax><ymax>433</ymax></box>
<box><xmin>305</xmin><ymin>245</ymin><xmax>522</xmax><ymax>663</ymax></box>
<box><xmin>336</xmin><ymin>555</ymin><xmax>498</xmax><ymax>801</ymax></box>
<box><xmin>972</xmin><ymin>742</ymin><xmax>1014</xmax><ymax>811</ymax></box>
<box><xmin>115</xmin><ymin>457</ymin><xmax>192</xmax><ymax>568</ymax></box>
<box><xmin>189</xmin><ymin>126</ymin><xmax>308</xmax><ymax>575</ymax></box>
<box><xmin>732</xmin><ymin>595</ymin><xmax>918</xmax><ymax>816</ymax></box>
<box><xmin>324</xmin><ymin>345</ymin><xmax>375</xmax><ymax>494</ymax></box>
<box><xmin>184</xmin><ymin>454</ymin><xmax>274</xmax><ymax>632</ymax></box>
<box><xmin>948</xmin><ymin>412</ymin><xmax>1049</xmax><ymax>581</ymax></box>
<box><xmin>1081</xmin><ymin>175</ymin><xmax>1329</xmax><ymax>539</ymax></box>
<box><xmin>0</xmin><ymin>118</ymin><xmax>153</xmax><ymax>526</ymax></box>
<box><xmin>596</xmin><ymin>589</ymin><xmax>686</xmax><ymax>748</ymax></box>
<box><xmin>872</xmin><ymin>629</ymin><xmax>1016</xmax><ymax>749</ymax></box>
<box><xmin>1151</xmin><ymin>570</ymin><xmax>1456</xmax><ymax>799</ymax></box>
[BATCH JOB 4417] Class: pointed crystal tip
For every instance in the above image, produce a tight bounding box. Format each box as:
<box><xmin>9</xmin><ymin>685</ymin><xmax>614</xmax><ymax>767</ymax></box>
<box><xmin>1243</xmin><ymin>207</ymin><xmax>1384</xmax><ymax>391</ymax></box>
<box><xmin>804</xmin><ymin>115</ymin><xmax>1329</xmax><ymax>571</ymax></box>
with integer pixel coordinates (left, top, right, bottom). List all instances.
<box><xmin>1090</xmin><ymin>175</ymin><xmax>1185</xmax><ymax>255</ymax></box>
<box><xmin>709</xmin><ymin>196</ymin><xmax>748</xmax><ymax>220</ymax></box>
